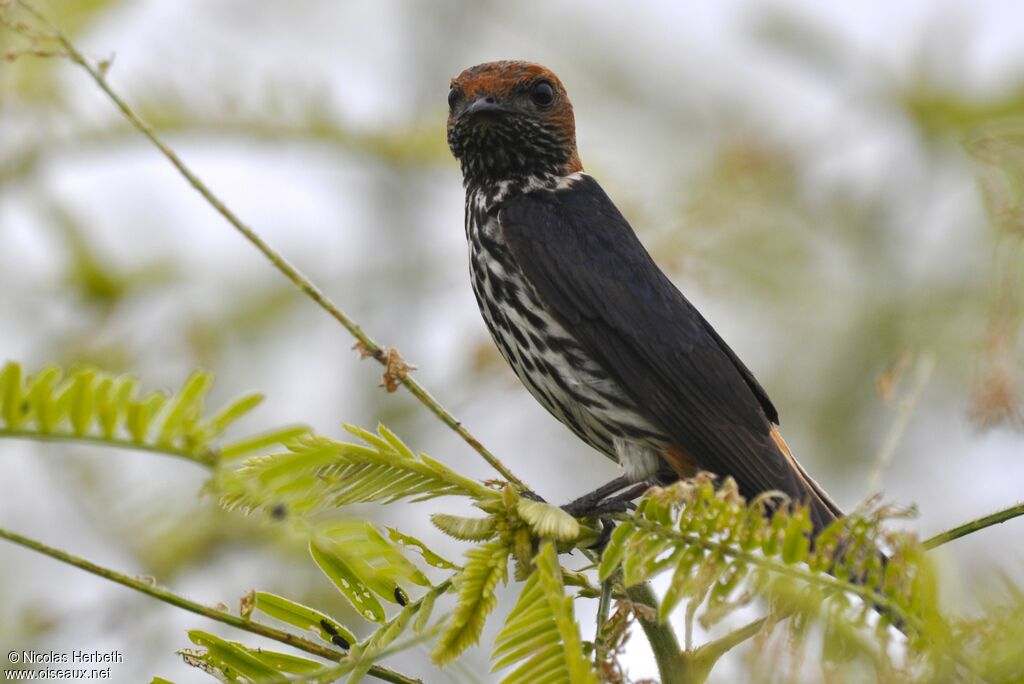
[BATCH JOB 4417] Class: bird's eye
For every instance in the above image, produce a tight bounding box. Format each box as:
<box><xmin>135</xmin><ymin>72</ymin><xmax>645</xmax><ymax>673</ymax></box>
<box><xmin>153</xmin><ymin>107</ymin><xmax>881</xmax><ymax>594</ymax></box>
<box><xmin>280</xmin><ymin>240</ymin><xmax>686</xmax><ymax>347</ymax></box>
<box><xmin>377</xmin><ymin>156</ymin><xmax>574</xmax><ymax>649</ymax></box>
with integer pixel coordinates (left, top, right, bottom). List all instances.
<box><xmin>530</xmin><ymin>81</ymin><xmax>555</xmax><ymax>107</ymax></box>
<box><xmin>448</xmin><ymin>87</ymin><xmax>461</xmax><ymax>110</ymax></box>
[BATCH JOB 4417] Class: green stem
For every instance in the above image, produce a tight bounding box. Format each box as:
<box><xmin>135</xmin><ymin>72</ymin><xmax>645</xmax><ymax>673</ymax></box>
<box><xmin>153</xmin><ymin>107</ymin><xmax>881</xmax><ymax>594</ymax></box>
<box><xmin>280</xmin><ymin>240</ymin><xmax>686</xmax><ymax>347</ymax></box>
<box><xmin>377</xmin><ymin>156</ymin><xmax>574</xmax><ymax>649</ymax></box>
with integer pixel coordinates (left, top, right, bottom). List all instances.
<box><xmin>0</xmin><ymin>526</ymin><xmax>421</xmax><ymax>684</ymax></box>
<box><xmin>583</xmin><ymin>548</ymin><xmax>685</xmax><ymax>683</ymax></box>
<box><xmin>694</xmin><ymin>615</ymin><xmax>767</xmax><ymax>661</ymax></box>
<box><xmin>0</xmin><ymin>428</ymin><xmax>213</xmax><ymax>466</ymax></box>
<box><xmin>593</xmin><ymin>578</ymin><xmax>613</xmax><ymax>667</ymax></box>
<box><xmin>13</xmin><ymin>0</ymin><xmax>525</xmax><ymax>492</ymax></box>
<box><xmin>866</xmin><ymin>353</ymin><xmax>935</xmax><ymax>491</ymax></box>
<box><xmin>923</xmin><ymin>501</ymin><xmax>1024</xmax><ymax>550</ymax></box>
<box><xmin>281</xmin><ymin>630</ymin><xmax>440</xmax><ymax>684</ymax></box>
<box><xmin>678</xmin><ymin>615</ymin><xmax>769</xmax><ymax>684</ymax></box>
<box><xmin>682</xmin><ymin>583</ymin><xmax>705</xmax><ymax>653</ymax></box>
<box><xmin>623</xmin><ymin>583</ymin><xmax>686</xmax><ymax>684</ymax></box>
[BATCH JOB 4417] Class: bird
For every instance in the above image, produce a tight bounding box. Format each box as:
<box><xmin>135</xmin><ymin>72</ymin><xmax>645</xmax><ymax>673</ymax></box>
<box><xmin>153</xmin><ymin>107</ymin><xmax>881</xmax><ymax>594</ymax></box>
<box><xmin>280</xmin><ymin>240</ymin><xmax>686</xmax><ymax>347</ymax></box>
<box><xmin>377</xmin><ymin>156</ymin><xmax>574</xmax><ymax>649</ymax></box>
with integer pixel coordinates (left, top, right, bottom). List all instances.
<box><xmin>446</xmin><ymin>60</ymin><xmax>844</xmax><ymax>534</ymax></box>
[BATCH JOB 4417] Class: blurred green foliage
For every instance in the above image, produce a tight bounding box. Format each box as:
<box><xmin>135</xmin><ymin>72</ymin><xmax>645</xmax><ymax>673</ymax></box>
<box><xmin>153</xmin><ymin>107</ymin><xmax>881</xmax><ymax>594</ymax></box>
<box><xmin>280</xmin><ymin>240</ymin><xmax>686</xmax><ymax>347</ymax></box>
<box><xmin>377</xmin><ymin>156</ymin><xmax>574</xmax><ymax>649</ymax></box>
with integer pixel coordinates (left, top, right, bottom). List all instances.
<box><xmin>1</xmin><ymin>1</ymin><xmax>1023</xmax><ymax>682</ymax></box>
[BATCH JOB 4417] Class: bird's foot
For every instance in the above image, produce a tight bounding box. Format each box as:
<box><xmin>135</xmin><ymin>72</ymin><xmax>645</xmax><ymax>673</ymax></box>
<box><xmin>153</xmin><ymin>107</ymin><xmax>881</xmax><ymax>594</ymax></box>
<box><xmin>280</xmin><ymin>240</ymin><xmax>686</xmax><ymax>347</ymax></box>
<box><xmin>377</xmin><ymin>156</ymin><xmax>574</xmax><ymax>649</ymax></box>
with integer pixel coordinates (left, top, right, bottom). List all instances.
<box><xmin>559</xmin><ymin>475</ymin><xmax>632</xmax><ymax>518</ymax></box>
<box><xmin>561</xmin><ymin>495</ymin><xmax>633</xmax><ymax>518</ymax></box>
<box><xmin>582</xmin><ymin>518</ymin><xmax>617</xmax><ymax>551</ymax></box>
<box><xmin>560</xmin><ymin>480</ymin><xmax>652</xmax><ymax>518</ymax></box>
<box><xmin>518</xmin><ymin>488</ymin><xmax>628</xmax><ymax>517</ymax></box>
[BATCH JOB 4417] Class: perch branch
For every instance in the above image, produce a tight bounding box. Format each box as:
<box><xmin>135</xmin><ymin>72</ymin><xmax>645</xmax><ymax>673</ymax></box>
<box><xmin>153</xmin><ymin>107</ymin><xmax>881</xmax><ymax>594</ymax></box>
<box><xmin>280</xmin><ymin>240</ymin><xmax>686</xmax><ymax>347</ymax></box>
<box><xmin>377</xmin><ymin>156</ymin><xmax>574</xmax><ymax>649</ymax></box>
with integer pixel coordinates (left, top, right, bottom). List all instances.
<box><xmin>0</xmin><ymin>525</ymin><xmax>422</xmax><ymax>684</ymax></box>
<box><xmin>12</xmin><ymin>0</ymin><xmax>525</xmax><ymax>491</ymax></box>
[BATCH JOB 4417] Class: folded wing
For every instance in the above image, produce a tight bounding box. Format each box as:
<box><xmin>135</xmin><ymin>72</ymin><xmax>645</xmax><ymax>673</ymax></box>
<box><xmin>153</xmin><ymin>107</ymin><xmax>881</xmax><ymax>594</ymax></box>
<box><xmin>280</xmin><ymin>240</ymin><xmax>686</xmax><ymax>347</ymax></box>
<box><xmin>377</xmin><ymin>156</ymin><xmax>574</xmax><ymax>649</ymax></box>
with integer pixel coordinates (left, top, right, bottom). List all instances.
<box><xmin>498</xmin><ymin>175</ymin><xmax>843</xmax><ymax>531</ymax></box>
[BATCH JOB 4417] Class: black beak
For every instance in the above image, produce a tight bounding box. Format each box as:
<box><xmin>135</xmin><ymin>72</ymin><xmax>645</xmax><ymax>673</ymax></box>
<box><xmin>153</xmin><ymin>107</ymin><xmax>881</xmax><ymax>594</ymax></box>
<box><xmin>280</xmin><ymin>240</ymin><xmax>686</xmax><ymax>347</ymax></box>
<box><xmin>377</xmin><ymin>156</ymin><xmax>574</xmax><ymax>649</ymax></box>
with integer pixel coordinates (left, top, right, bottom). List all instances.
<box><xmin>464</xmin><ymin>97</ymin><xmax>509</xmax><ymax>116</ymax></box>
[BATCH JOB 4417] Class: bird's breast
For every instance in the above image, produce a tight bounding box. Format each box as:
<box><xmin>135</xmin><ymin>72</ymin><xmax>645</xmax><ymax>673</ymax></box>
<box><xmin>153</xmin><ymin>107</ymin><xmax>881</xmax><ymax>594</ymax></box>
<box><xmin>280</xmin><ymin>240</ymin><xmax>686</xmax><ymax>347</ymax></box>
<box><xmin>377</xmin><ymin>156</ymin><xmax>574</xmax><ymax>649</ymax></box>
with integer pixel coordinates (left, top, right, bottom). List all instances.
<box><xmin>464</xmin><ymin>186</ymin><xmax>670</xmax><ymax>464</ymax></box>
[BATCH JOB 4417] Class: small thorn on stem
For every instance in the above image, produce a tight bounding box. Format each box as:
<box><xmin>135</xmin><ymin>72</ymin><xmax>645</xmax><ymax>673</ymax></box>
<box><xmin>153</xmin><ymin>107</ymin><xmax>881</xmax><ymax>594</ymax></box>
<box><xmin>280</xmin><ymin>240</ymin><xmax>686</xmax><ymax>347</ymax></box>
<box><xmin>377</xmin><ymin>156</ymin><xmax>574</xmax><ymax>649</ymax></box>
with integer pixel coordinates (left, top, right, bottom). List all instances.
<box><xmin>379</xmin><ymin>347</ymin><xmax>416</xmax><ymax>392</ymax></box>
<box><xmin>352</xmin><ymin>342</ymin><xmax>417</xmax><ymax>392</ymax></box>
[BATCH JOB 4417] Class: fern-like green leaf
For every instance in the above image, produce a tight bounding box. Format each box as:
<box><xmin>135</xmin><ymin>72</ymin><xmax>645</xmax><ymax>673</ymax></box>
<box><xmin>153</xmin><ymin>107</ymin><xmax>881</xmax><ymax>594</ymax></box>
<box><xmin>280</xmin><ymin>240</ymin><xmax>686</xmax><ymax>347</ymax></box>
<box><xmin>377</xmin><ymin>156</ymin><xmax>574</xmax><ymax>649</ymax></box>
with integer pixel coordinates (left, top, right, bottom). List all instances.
<box><xmin>597</xmin><ymin>522</ymin><xmax>634</xmax><ymax>581</ymax></box>
<box><xmin>218</xmin><ymin>425</ymin><xmax>313</xmax><ymax>461</ymax></box>
<box><xmin>311</xmin><ymin>520</ymin><xmax>431</xmax><ymax>623</ymax></box>
<box><xmin>516</xmin><ymin>498</ymin><xmax>580</xmax><ymax>542</ymax></box>
<box><xmin>268</xmin><ymin>580</ymin><xmax>443</xmax><ymax>684</ymax></box>
<box><xmin>346</xmin><ymin>598</ymin><xmax>420</xmax><ymax>684</ymax></box>
<box><xmin>185</xmin><ymin>630</ymin><xmax>322</xmax><ymax>680</ymax></box>
<box><xmin>433</xmin><ymin>539</ymin><xmax>510</xmax><ymax>664</ymax></box>
<box><xmin>253</xmin><ymin>591</ymin><xmax>356</xmax><ymax>649</ymax></box>
<box><xmin>386</xmin><ymin>526</ymin><xmax>460</xmax><ymax>570</ymax></box>
<box><xmin>0</xmin><ymin>361</ymin><xmax>305</xmax><ymax>465</ymax></box>
<box><xmin>205</xmin><ymin>392</ymin><xmax>265</xmax><ymax>440</ymax></box>
<box><xmin>602</xmin><ymin>477</ymin><xmax>934</xmax><ymax>639</ymax></box>
<box><xmin>0</xmin><ymin>362</ymin><xmax>26</xmax><ymax>428</ymax></box>
<box><xmin>431</xmin><ymin>513</ymin><xmax>498</xmax><ymax>541</ymax></box>
<box><xmin>156</xmin><ymin>370</ymin><xmax>212</xmax><ymax>448</ymax></box>
<box><xmin>413</xmin><ymin>585</ymin><xmax>442</xmax><ymax>633</ymax></box>
<box><xmin>219</xmin><ymin>425</ymin><xmax>500</xmax><ymax>516</ymax></box>
<box><xmin>492</xmin><ymin>542</ymin><xmax>597</xmax><ymax>684</ymax></box>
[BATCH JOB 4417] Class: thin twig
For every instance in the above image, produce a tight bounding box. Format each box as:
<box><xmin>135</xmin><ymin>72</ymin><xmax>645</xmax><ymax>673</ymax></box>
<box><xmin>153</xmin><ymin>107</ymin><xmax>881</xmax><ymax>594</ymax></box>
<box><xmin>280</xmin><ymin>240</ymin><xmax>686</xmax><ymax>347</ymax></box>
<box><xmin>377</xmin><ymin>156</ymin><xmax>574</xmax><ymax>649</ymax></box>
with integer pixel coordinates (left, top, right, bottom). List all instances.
<box><xmin>12</xmin><ymin>0</ymin><xmax>525</xmax><ymax>492</ymax></box>
<box><xmin>280</xmin><ymin>628</ymin><xmax>443</xmax><ymax>684</ymax></box>
<box><xmin>0</xmin><ymin>526</ymin><xmax>422</xmax><ymax>684</ymax></box>
<box><xmin>593</xmin><ymin>578</ymin><xmax>613</xmax><ymax>667</ymax></box>
<box><xmin>923</xmin><ymin>500</ymin><xmax>1024</xmax><ymax>550</ymax></box>
<box><xmin>867</xmin><ymin>353</ymin><xmax>935</xmax><ymax>491</ymax></box>
<box><xmin>581</xmin><ymin>546</ymin><xmax>685</xmax><ymax>684</ymax></box>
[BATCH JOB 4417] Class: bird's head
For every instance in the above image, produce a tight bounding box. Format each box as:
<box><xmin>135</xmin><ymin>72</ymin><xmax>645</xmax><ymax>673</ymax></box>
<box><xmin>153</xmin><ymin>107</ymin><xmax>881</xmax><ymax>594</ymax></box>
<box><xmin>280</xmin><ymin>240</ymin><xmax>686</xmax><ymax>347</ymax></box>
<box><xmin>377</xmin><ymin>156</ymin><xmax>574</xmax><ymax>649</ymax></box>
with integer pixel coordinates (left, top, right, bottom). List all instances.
<box><xmin>447</xmin><ymin>61</ymin><xmax>581</xmax><ymax>185</ymax></box>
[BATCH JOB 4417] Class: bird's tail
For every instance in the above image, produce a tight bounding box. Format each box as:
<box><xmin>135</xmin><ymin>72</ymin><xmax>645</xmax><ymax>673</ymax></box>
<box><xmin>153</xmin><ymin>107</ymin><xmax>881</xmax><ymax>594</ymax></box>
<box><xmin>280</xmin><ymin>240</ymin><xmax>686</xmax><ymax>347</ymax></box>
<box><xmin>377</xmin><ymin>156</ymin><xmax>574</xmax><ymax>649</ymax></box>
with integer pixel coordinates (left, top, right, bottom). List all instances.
<box><xmin>769</xmin><ymin>425</ymin><xmax>845</xmax><ymax>533</ymax></box>
<box><xmin>770</xmin><ymin>426</ymin><xmax>907</xmax><ymax>633</ymax></box>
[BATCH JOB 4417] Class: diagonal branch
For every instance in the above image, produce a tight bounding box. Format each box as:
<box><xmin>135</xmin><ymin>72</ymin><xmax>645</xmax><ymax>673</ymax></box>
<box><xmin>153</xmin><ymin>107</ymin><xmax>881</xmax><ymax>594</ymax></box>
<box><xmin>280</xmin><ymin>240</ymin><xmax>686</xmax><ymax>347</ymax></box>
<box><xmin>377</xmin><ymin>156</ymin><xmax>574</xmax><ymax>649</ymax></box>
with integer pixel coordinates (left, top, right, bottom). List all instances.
<box><xmin>10</xmin><ymin>0</ymin><xmax>525</xmax><ymax>492</ymax></box>
<box><xmin>0</xmin><ymin>525</ymin><xmax>422</xmax><ymax>684</ymax></box>
<box><xmin>923</xmin><ymin>500</ymin><xmax>1024</xmax><ymax>550</ymax></box>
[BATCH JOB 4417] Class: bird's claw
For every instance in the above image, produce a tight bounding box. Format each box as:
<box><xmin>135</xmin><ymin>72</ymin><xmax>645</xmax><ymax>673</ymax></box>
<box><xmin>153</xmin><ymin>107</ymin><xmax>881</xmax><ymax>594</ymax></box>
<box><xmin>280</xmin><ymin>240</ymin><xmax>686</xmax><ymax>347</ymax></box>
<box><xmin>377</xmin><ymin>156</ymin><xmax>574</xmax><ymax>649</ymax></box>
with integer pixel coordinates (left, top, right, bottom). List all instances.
<box><xmin>583</xmin><ymin>518</ymin><xmax>617</xmax><ymax>551</ymax></box>
<box><xmin>561</xmin><ymin>497</ymin><xmax>630</xmax><ymax>518</ymax></box>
